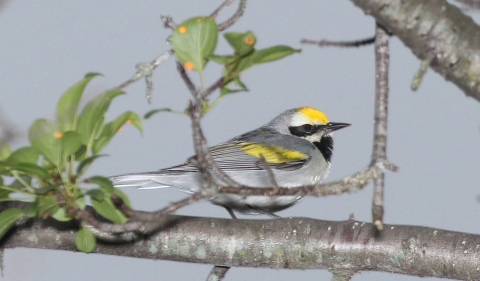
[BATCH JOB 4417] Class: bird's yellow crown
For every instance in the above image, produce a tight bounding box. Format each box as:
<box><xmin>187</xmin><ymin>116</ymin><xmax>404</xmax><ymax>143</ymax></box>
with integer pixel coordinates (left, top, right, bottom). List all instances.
<box><xmin>298</xmin><ymin>107</ymin><xmax>329</xmax><ymax>124</ymax></box>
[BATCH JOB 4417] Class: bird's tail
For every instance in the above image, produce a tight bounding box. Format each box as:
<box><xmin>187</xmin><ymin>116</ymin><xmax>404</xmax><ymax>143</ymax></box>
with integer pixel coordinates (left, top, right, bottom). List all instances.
<box><xmin>109</xmin><ymin>172</ymin><xmax>172</xmax><ymax>189</ymax></box>
<box><xmin>109</xmin><ymin>170</ymin><xmax>200</xmax><ymax>194</ymax></box>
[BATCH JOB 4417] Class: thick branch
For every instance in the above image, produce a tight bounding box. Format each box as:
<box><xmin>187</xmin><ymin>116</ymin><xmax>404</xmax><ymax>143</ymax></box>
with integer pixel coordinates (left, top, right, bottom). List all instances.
<box><xmin>351</xmin><ymin>0</ymin><xmax>480</xmax><ymax>103</ymax></box>
<box><xmin>2</xmin><ymin>212</ymin><xmax>480</xmax><ymax>280</ymax></box>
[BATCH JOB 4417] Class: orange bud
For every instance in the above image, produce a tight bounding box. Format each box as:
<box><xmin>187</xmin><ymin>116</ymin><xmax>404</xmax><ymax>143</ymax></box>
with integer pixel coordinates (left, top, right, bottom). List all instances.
<box><xmin>54</xmin><ymin>131</ymin><xmax>63</xmax><ymax>139</ymax></box>
<box><xmin>184</xmin><ymin>61</ymin><xmax>194</xmax><ymax>70</ymax></box>
<box><xmin>245</xmin><ymin>37</ymin><xmax>255</xmax><ymax>45</ymax></box>
<box><xmin>178</xmin><ymin>26</ymin><xmax>187</xmax><ymax>34</ymax></box>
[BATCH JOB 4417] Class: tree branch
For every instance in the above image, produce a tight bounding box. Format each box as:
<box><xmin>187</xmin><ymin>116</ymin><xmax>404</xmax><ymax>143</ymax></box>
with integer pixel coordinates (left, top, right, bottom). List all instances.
<box><xmin>2</xmin><ymin>207</ymin><xmax>480</xmax><ymax>280</ymax></box>
<box><xmin>371</xmin><ymin>22</ymin><xmax>390</xmax><ymax>230</ymax></box>
<box><xmin>350</xmin><ymin>0</ymin><xmax>480</xmax><ymax>103</ymax></box>
<box><xmin>217</xmin><ymin>0</ymin><xmax>247</xmax><ymax>31</ymax></box>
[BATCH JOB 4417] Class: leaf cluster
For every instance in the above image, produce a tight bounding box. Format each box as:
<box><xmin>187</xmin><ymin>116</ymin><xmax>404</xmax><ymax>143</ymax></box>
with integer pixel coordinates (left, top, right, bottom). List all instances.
<box><xmin>0</xmin><ymin>74</ymin><xmax>141</xmax><ymax>252</ymax></box>
<box><xmin>146</xmin><ymin>16</ymin><xmax>300</xmax><ymax>118</ymax></box>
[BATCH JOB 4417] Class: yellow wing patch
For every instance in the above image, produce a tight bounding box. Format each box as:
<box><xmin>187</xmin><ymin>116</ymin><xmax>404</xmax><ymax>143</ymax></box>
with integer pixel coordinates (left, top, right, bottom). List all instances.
<box><xmin>237</xmin><ymin>142</ymin><xmax>307</xmax><ymax>163</ymax></box>
<box><xmin>298</xmin><ymin>107</ymin><xmax>329</xmax><ymax>124</ymax></box>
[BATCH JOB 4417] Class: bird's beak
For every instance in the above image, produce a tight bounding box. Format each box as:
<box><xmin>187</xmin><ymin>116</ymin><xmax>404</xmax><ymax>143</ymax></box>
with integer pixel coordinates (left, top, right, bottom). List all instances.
<box><xmin>324</xmin><ymin>122</ymin><xmax>350</xmax><ymax>133</ymax></box>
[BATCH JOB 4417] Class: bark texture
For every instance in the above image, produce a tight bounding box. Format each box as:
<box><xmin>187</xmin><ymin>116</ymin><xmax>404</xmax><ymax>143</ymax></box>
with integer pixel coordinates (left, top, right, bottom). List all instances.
<box><xmin>351</xmin><ymin>0</ymin><xmax>480</xmax><ymax>103</ymax></box>
<box><xmin>2</xmin><ymin>214</ymin><xmax>480</xmax><ymax>280</ymax></box>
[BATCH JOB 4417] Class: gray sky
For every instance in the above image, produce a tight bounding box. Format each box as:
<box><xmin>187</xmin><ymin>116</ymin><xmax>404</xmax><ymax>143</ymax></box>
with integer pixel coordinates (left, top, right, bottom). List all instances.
<box><xmin>1</xmin><ymin>1</ymin><xmax>479</xmax><ymax>280</ymax></box>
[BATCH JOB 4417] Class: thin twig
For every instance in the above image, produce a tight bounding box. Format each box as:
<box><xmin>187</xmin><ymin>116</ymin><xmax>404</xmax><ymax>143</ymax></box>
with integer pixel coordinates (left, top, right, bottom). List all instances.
<box><xmin>217</xmin><ymin>161</ymin><xmax>397</xmax><ymax>197</ymax></box>
<box><xmin>371</xmin><ymin>22</ymin><xmax>390</xmax><ymax>231</ymax></box>
<box><xmin>259</xmin><ymin>154</ymin><xmax>278</xmax><ymax>189</ymax></box>
<box><xmin>411</xmin><ymin>54</ymin><xmax>434</xmax><ymax>91</ymax></box>
<box><xmin>79</xmin><ymin>193</ymin><xmax>206</xmax><ymax>241</ymax></box>
<box><xmin>210</xmin><ymin>0</ymin><xmax>236</xmax><ymax>18</ymax></box>
<box><xmin>202</xmin><ymin>77</ymin><xmax>225</xmax><ymax>100</ymax></box>
<box><xmin>189</xmin><ymin>101</ymin><xmax>240</xmax><ymax>187</ymax></box>
<box><xmin>176</xmin><ymin>64</ymin><xmax>240</xmax><ymax>188</ymax></box>
<box><xmin>113</xmin><ymin>193</ymin><xmax>206</xmax><ymax>222</ymax></box>
<box><xmin>301</xmin><ymin>37</ymin><xmax>375</xmax><ymax>48</ymax></box>
<box><xmin>116</xmin><ymin>50</ymin><xmax>173</xmax><ymax>102</ymax></box>
<box><xmin>176</xmin><ymin>61</ymin><xmax>198</xmax><ymax>99</ymax></box>
<box><xmin>160</xmin><ymin>15</ymin><xmax>176</xmax><ymax>30</ymax></box>
<box><xmin>217</xmin><ymin>0</ymin><xmax>247</xmax><ymax>31</ymax></box>
<box><xmin>207</xmin><ymin>266</ymin><xmax>230</xmax><ymax>281</ymax></box>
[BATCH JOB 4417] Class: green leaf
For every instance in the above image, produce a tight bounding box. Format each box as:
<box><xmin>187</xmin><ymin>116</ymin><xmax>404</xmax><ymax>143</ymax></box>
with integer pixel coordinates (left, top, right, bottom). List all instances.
<box><xmin>144</xmin><ymin>108</ymin><xmax>172</xmax><ymax>119</ymax></box>
<box><xmin>77</xmin><ymin>89</ymin><xmax>125</xmax><ymax>147</ymax></box>
<box><xmin>0</xmin><ymin>143</ymin><xmax>12</xmax><ymax>161</ymax></box>
<box><xmin>207</xmin><ymin>54</ymin><xmax>231</xmax><ymax>65</ymax></box>
<box><xmin>92</xmin><ymin>111</ymin><xmax>142</xmax><ymax>154</ymax></box>
<box><xmin>171</xmin><ymin>16</ymin><xmax>218</xmax><ymax>72</ymax></box>
<box><xmin>52</xmin><ymin>207</ymin><xmax>72</xmax><ymax>222</ymax></box>
<box><xmin>113</xmin><ymin>188</ymin><xmax>131</xmax><ymax>207</ymax></box>
<box><xmin>87</xmin><ymin>188</ymin><xmax>104</xmax><ymax>201</ymax></box>
<box><xmin>28</xmin><ymin>119</ymin><xmax>63</xmax><ymax>167</ymax></box>
<box><xmin>75</xmin><ymin>227</ymin><xmax>96</xmax><ymax>253</ymax></box>
<box><xmin>61</xmin><ymin>131</ymin><xmax>83</xmax><ymax>158</ymax></box>
<box><xmin>87</xmin><ymin>176</ymin><xmax>114</xmax><ymax>193</ymax></box>
<box><xmin>75</xmin><ymin>195</ymin><xmax>86</xmax><ymax>210</ymax></box>
<box><xmin>7</xmin><ymin>146</ymin><xmax>40</xmax><ymax>164</ymax></box>
<box><xmin>0</xmin><ymin>162</ymin><xmax>50</xmax><ymax>179</ymax></box>
<box><xmin>56</xmin><ymin>73</ymin><xmax>102</xmax><ymax>131</ymax></box>
<box><xmin>224</xmin><ymin>31</ymin><xmax>256</xmax><ymax>56</ymax></box>
<box><xmin>227</xmin><ymin>46</ymin><xmax>300</xmax><ymax>76</ymax></box>
<box><xmin>9</xmin><ymin>175</ymin><xmax>32</xmax><ymax>188</ymax></box>
<box><xmin>74</xmin><ymin>145</ymin><xmax>87</xmax><ymax>162</ymax></box>
<box><xmin>76</xmin><ymin>154</ymin><xmax>107</xmax><ymax>176</ymax></box>
<box><xmin>220</xmin><ymin>87</ymin><xmax>247</xmax><ymax>96</ymax></box>
<box><xmin>219</xmin><ymin>45</ymin><xmax>300</xmax><ymax>94</ymax></box>
<box><xmin>143</xmin><ymin>108</ymin><xmax>187</xmax><ymax>119</ymax></box>
<box><xmin>22</xmin><ymin>201</ymin><xmax>38</xmax><ymax>217</ymax></box>
<box><xmin>0</xmin><ymin>188</ymin><xmax>10</xmax><ymax>201</ymax></box>
<box><xmin>34</xmin><ymin>184</ymin><xmax>58</xmax><ymax>195</ymax></box>
<box><xmin>250</xmin><ymin>45</ymin><xmax>301</xmax><ymax>64</ymax></box>
<box><xmin>92</xmin><ymin>197</ymin><xmax>127</xmax><ymax>224</ymax></box>
<box><xmin>0</xmin><ymin>208</ymin><xmax>24</xmax><ymax>240</ymax></box>
<box><xmin>37</xmin><ymin>194</ymin><xmax>59</xmax><ymax>216</ymax></box>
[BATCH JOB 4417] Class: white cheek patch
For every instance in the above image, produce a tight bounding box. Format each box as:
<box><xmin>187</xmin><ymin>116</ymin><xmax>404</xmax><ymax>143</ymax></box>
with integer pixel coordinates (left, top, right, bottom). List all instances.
<box><xmin>304</xmin><ymin>134</ymin><xmax>322</xmax><ymax>143</ymax></box>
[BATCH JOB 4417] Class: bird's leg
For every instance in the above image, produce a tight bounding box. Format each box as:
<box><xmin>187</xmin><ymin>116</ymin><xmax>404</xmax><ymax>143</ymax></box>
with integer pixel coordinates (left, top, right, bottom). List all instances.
<box><xmin>246</xmin><ymin>205</ymin><xmax>280</xmax><ymax>218</ymax></box>
<box><xmin>224</xmin><ymin>206</ymin><xmax>237</xmax><ymax>219</ymax></box>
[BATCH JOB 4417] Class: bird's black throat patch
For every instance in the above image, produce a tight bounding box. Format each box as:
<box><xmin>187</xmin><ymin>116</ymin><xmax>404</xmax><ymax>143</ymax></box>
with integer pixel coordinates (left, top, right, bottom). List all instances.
<box><xmin>313</xmin><ymin>135</ymin><xmax>333</xmax><ymax>162</ymax></box>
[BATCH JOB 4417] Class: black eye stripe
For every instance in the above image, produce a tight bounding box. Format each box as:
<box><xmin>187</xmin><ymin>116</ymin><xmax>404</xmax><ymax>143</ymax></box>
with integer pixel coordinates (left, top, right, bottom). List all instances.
<box><xmin>289</xmin><ymin>124</ymin><xmax>324</xmax><ymax>137</ymax></box>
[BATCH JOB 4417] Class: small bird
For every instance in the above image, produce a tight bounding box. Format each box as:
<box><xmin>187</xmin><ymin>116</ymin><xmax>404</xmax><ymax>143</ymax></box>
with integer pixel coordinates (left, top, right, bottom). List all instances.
<box><xmin>111</xmin><ymin>107</ymin><xmax>349</xmax><ymax>217</ymax></box>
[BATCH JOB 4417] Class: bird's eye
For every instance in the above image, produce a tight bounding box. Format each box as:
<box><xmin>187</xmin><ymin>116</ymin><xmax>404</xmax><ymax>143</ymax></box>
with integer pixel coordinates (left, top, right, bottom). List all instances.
<box><xmin>289</xmin><ymin>124</ymin><xmax>317</xmax><ymax>137</ymax></box>
<box><xmin>303</xmin><ymin>124</ymin><xmax>313</xmax><ymax>133</ymax></box>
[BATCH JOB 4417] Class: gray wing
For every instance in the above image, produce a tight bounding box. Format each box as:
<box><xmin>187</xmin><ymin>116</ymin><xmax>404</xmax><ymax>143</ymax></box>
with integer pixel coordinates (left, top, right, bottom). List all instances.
<box><xmin>110</xmin><ymin>141</ymin><xmax>306</xmax><ymax>191</ymax></box>
<box><xmin>204</xmin><ymin>142</ymin><xmax>307</xmax><ymax>171</ymax></box>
